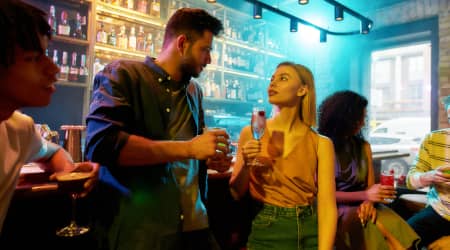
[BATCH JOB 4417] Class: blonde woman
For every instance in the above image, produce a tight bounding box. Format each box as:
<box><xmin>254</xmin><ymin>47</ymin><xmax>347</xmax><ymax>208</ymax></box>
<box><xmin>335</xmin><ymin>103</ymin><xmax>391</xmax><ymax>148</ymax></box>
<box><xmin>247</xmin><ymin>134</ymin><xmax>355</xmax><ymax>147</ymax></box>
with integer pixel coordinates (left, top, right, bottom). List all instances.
<box><xmin>230</xmin><ymin>62</ymin><xmax>337</xmax><ymax>250</ymax></box>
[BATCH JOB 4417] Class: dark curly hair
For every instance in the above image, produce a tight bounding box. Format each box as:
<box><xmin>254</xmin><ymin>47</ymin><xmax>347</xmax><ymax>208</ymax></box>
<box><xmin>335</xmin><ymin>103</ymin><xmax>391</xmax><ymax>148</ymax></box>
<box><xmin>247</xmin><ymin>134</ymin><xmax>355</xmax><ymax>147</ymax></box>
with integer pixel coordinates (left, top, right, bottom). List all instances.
<box><xmin>163</xmin><ymin>8</ymin><xmax>223</xmax><ymax>49</ymax></box>
<box><xmin>318</xmin><ymin>90</ymin><xmax>368</xmax><ymax>160</ymax></box>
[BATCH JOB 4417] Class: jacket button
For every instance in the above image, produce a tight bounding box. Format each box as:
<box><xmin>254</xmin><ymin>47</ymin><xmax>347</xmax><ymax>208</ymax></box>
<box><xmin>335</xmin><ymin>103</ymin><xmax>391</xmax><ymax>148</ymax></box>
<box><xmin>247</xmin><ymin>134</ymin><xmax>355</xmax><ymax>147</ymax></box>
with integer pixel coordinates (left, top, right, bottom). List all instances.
<box><xmin>166</xmin><ymin>108</ymin><xmax>171</xmax><ymax>113</ymax></box>
<box><xmin>166</xmin><ymin>88</ymin><xmax>170</xmax><ymax>93</ymax></box>
<box><xmin>180</xmin><ymin>214</ymin><xmax>184</xmax><ymax>220</ymax></box>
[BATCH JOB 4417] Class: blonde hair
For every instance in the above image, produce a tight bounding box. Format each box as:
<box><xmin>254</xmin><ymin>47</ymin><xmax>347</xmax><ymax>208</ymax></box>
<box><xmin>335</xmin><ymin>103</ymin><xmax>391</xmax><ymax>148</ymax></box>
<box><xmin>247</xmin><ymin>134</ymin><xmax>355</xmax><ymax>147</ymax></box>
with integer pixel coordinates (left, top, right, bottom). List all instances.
<box><xmin>277</xmin><ymin>62</ymin><xmax>317</xmax><ymax>127</ymax></box>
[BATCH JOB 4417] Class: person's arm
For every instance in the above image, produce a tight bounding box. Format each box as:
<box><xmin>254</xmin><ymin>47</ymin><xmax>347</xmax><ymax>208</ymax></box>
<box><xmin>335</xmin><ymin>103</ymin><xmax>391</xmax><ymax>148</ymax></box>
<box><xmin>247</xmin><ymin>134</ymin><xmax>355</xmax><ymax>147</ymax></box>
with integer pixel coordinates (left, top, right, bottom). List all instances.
<box><xmin>229</xmin><ymin>126</ymin><xmax>256</xmax><ymax>200</ymax></box>
<box><xmin>317</xmin><ymin>136</ymin><xmax>337</xmax><ymax>250</ymax></box>
<box><xmin>85</xmin><ymin>63</ymin><xmax>226</xmax><ymax>167</ymax></box>
<box><xmin>406</xmin><ymin>133</ymin><xmax>450</xmax><ymax>189</ymax></box>
<box><xmin>428</xmin><ymin>235</ymin><xmax>450</xmax><ymax>250</ymax></box>
<box><xmin>117</xmin><ymin>131</ymin><xmax>228</xmax><ymax>166</ymax></box>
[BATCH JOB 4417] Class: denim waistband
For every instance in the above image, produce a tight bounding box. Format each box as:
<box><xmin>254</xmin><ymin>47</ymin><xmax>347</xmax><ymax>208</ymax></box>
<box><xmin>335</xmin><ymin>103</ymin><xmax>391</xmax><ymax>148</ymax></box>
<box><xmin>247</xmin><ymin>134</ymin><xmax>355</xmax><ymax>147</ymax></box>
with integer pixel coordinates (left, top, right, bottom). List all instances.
<box><xmin>261</xmin><ymin>203</ymin><xmax>314</xmax><ymax>217</ymax></box>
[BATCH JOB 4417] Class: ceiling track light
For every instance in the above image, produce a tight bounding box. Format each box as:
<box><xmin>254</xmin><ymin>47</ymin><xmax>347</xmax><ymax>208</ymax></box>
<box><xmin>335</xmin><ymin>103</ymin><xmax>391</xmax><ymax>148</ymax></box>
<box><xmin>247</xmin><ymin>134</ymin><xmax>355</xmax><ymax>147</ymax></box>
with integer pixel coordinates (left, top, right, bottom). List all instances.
<box><xmin>244</xmin><ymin>0</ymin><xmax>373</xmax><ymax>38</ymax></box>
<box><xmin>206</xmin><ymin>0</ymin><xmax>217</xmax><ymax>3</ymax></box>
<box><xmin>334</xmin><ymin>5</ymin><xmax>343</xmax><ymax>21</ymax></box>
<box><xmin>290</xmin><ymin>18</ymin><xmax>298</xmax><ymax>32</ymax></box>
<box><xmin>360</xmin><ymin>19</ymin><xmax>372</xmax><ymax>34</ymax></box>
<box><xmin>299</xmin><ymin>0</ymin><xmax>309</xmax><ymax>4</ymax></box>
<box><xmin>253</xmin><ymin>3</ymin><xmax>262</xmax><ymax>19</ymax></box>
<box><xmin>320</xmin><ymin>30</ymin><xmax>327</xmax><ymax>43</ymax></box>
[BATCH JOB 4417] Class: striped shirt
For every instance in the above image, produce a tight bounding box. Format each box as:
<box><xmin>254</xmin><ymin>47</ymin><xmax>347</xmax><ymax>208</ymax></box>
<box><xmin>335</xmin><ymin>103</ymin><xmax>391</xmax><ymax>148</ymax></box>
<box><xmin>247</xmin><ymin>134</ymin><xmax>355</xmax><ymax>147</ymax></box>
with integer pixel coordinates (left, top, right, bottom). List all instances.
<box><xmin>407</xmin><ymin>128</ymin><xmax>450</xmax><ymax>221</ymax></box>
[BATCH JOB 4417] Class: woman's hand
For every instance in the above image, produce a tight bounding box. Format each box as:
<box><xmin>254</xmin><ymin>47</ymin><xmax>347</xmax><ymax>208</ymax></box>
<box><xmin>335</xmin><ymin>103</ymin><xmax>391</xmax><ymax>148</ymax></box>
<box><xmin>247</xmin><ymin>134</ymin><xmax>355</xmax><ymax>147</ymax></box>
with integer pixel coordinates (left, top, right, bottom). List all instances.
<box><xmin>357</xmin><ymin>200</ymin><xmax>376</xmax><ymax>227</ymax></box>
<box><xmin>241</xmin><ymin>139</ymin><xmax>261</xmax><ymax>166</ymax></box>
<box><xmin>365</xmin><ymin>183</ymin><xmax>396</xmax><ymax>204</ymax></box>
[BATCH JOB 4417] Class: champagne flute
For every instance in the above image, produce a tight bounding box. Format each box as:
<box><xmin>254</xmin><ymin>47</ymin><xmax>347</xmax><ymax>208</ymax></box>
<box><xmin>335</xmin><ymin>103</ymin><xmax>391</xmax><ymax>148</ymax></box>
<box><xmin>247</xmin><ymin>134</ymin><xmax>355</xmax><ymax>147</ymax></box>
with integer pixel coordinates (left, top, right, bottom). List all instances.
<box><xmin>251</xmin><ymin>107</ymin><xmax>266</xmax><ymax>167</ymax></box>
<box><xmin>55</xmin><ymin>172</ymin><xmax>91</xmax><ymax>237</ymax></box>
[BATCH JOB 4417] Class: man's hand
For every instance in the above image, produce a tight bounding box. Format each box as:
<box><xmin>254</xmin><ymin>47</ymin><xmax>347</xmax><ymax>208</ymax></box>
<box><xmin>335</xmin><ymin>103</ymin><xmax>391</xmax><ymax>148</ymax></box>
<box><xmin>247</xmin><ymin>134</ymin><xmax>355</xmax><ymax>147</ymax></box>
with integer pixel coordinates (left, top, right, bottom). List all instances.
<box><xmin>50</xmin><ymin>161</ymin><xmax>99</xmax><ymax>197</ymax></box>
<box><xmin>207</xmin><ymin>154</ymin><xmax>233</xmax><ymax>173</ymax></box>
<box><xmin>189</xmin><ymin>129</ymin><xmax>230</xmax><ymax>160</ymax></box>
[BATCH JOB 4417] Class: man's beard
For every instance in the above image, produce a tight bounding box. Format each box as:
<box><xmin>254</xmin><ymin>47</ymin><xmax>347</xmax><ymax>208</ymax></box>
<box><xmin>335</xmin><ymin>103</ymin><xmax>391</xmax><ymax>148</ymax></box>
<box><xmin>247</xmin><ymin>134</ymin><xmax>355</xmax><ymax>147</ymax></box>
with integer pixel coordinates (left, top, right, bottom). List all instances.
<box><xmin>180</xmin><ymin>57</ymin><xmax>198</xmax><ymax>81</ymax></box>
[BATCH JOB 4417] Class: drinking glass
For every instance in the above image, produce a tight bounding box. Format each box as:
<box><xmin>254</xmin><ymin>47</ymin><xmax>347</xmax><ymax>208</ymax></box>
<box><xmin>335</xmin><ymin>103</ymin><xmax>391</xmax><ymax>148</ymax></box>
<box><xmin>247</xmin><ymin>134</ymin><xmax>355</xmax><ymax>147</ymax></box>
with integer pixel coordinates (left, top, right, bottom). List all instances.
<box><xmin>250</xmin><ymin>107</ymin><xmax>266</xmax><ymax>168</ymax></box>
<box><xmin>380</xmin><ymin>166</ymin><xmax>395</xmax><ymax>203</ymax></box>
<box><xmin>55</xmin><ymin>172</ymin><xmax>91</xmax><ymax>237</ymax></box>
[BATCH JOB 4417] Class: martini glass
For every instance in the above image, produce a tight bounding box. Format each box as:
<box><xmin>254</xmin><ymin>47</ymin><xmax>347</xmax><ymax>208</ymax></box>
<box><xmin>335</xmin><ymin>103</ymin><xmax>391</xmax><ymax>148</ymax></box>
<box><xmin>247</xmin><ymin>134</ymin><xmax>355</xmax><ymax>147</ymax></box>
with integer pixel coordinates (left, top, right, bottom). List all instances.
<box><xmin>55</xmin><ymin>172</ymin><xmax>91</xmax><ymax>237</ymax></box>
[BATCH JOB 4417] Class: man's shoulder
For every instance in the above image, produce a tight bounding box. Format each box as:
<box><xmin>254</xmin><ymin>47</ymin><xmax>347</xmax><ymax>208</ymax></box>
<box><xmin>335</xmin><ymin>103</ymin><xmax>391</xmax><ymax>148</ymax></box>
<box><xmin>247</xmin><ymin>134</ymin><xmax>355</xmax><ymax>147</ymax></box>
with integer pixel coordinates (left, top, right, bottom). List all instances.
<box><xmin>2</xmin><ymin>111</ymin><xmax>34</xmax><ymax>134</ymax></box>
<box><xmin>8</xmin><ymin>111</ymin><xmax>34</xmax><ymax>126</ymax></box>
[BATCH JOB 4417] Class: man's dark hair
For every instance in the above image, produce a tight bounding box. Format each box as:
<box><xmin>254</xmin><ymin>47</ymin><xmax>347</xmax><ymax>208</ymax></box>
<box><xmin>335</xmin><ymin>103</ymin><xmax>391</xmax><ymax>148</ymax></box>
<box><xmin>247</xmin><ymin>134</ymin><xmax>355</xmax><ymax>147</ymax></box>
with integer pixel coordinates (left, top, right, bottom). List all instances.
<box><xmin>0</xmin><ymin>0</ymin><xmax>51</xmax><ymax>68</ymax></box>
<box><xmin>162</xmin><ymin>8</ymin><xmax>223</xmax><ymax>49</ymax></box>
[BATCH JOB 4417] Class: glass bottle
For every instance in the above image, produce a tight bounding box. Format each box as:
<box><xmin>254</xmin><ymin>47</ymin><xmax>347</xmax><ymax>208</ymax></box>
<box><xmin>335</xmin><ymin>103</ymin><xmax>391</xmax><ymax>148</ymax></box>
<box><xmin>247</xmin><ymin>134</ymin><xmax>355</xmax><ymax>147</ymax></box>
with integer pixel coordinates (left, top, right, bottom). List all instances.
<box><xmin>68</xmin><ymin>52</ymin><xmax>79</xmax><ymax>82</ymax></box>
<box><xmin>52</xmin><ymin>49</ymin><xmax>60</xmax><ymax>79</ymax></box>
<box><xmin>128</xmin><ymin>26</ymin><xmax>137</xmax><ymax>51</ymax></box>
<box><xmin>145</xmin><ymin>32</ymin><xmax>154</xmax><ymax>54</ymax></box>
<box><xmin>136</xmin><ymin>26</ymin><xmax>145</xmax><ymax>51</ymax></box>
<box><xmin>126</xmin><ymin>0</ymin><xmax>134</xmax><ymax>10</ymax></box>
<box><xmin>118</xmin><ymin>25</ymin><xmax>128</xmax><ymax>50</ymax></box>
<box><xmin>73</xmin><ymin>12</ymin><xmax>84</xmax><ymax>39</ymax></box>
<box><xmin>97</xmin><ymin>22</ymin><xmax>108</xmax><ymax>43</ymax></box>
<box><xmin>137</xmin><ymin>0</ymin><xmax>148</xmax><ymax>14</ymax></box>
<box><xmin>108</xmin><ymin>27</ymin><xmax>117</xmax><ymax>47</ymax></box>
<box><xmin>168</xmin><ymin>0</ymin><xmax>177</xmax><ymax>17</ymax></box>
<box><xmin>59</xmin><ymin>51</ymin><xmax>69</xmax><ymax>81</ymax></box>
<box><xmin>58</xmin><ymin>10</ymin><xmax>71</xmax><ymax>36</ymax></box>
<box><xmin>150</xmin><ymin>0</ymin><xmax>160</xmax><ymax>18</ymax></box>
<box><xmin>48</xmin><ymin>5</ymin><xmax>57</xmax><ymax>35</ymax></box>
<box><xmin>78</xmin><ymin>54</ymin><xmax>89</xmax><ymax>83</ymax></box>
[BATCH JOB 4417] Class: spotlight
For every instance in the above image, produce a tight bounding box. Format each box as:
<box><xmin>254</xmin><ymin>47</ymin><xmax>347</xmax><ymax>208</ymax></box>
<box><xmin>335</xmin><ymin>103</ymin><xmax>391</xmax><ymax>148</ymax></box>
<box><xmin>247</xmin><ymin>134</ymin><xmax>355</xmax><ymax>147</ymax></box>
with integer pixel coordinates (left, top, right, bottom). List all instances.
<box><xmin>335</xmin><ymin>5</ymin><xmax>343</xmax><ymax>21</ymax></box>
<box><xmin>320</xmin><ymin>30</ymin><xmax>327</xmax><ymax>43</ymax></box>
<box><xmin>253</xmin><ymin>3</ymin><xmax>262</xmax><ymax>19</ymax></box>
<box><xmin>299</xmin><ymin>0</ymin><xmax>309</xmax><ymax>4</ymax></box>
<box><xmin>360</xmin><ymin>19</ymin><xmax>371</xmax><ymax>34</ymax></box>
<box><xmin>206</xmin><ymin>0</ymin><xmax>216</xmax><ymax>3</ymax></box>
<box><xmin>290</xmin><ymin>18</ymin><xmax>298</xmax><ymax>32</ymax></box>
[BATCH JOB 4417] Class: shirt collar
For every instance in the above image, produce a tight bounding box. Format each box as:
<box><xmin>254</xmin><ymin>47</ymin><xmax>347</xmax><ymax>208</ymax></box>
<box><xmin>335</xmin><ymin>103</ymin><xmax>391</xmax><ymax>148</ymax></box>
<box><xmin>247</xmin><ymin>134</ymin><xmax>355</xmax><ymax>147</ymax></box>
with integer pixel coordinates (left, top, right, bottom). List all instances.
<box><xmin>144</xmin><ymin>56</ymin><xmax>188</xmax><ymax>91</ymax></box>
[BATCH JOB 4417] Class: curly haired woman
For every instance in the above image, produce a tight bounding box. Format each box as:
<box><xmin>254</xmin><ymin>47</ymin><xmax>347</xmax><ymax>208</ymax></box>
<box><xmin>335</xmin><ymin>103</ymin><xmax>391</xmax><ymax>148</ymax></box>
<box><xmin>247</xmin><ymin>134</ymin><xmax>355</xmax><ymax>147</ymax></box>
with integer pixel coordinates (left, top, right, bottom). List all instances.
<box><xmin>318</xmin><ymin>90</ymin><xmax>420</xmax><ymax>250</ymax></box>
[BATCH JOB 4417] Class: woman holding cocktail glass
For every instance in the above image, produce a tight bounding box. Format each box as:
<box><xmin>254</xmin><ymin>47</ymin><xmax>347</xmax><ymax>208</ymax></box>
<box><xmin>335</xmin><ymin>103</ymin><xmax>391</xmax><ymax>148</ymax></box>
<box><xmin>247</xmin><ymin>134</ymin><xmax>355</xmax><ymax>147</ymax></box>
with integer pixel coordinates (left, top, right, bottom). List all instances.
<box><xmin>317</xmin><ymin>90</ymin><xmax>419</xmax><ymax>250</ymax></box>
<box><xmin>230</xmin><ymin>62</ymin><xmax>337</xmax><ymax>250</ymax></box>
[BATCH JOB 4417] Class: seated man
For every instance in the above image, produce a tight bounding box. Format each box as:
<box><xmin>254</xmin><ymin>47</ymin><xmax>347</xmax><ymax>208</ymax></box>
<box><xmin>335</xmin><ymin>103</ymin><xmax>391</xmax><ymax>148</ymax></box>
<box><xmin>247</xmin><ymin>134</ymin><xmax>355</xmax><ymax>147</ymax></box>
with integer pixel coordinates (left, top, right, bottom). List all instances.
<box><xmin>406</xmin><ymin>95</ymin><xmax>450</xmax><ymax>249</ymax></box>
<box><xmin>0</xmin><ymin>0</ymin><xmax>99</xmax><ymax>234</ymax></box>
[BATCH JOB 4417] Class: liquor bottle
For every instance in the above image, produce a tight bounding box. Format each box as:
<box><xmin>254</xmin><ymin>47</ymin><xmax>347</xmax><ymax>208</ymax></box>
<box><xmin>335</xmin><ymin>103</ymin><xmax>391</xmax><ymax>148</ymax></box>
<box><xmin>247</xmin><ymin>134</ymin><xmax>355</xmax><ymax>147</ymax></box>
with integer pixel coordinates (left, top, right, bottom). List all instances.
<box><xmin>108</xmin><ymin>27</ymin><xmax>117</xmax><ymax>46</ymax></box>
<box><xmin>52</xmin><ymin>49</ymin><xmax>60</xmax><ymax>79</ymax></box>
<box><xmin>48</xmin><ymin>5</ymin><xmax>57</xmax><ymax>35</ymax></box>
<box><xmin>150</xmin><ymin>0</ymin><xmax>160</xmax><ymax>18</ymax></box>
<box><xmin>68</xmin><ymin>52</ymin><xmax>79</xmax><ymax>82</ymax></box>
<box><xmin>97</xmin><ymin>22</ymin><xmax>108</xmax><ymax>43</ymax></box>
<box><xmin>59</xmin><ymin>51</ymin><xmax>69</xmax><ymax>81</ymax></box>
<box><xmin>117</xmin><ymin>25</ymin><xmax>128</xmax><ymax>50</ymax></box>
<box><xmin>154</xmin><ymin>31</ymin><xmax>163</xmax><ymax>54</ymax></box>
<box><xmin>168</xmin><ymin>0</ymin><xmax>177</xmax><ymax>17</ymax></box>
<box><xmin>145</xmin><ymin>32</ymin><xmax>154</xmax><ymax>54</ymax></box>
<box><xmin>137</xmin><ymin>0</ymin><xmax>148</xmax><ymax>14</ymax></box>
<box><xmin>211</xmin><ymin>44</ymin><xmax>219</xmax><ymax>65</ymax></box>
<box><xmin>125</xmin><ymin>0</ymin><xmax>134</xmax><ymax>10</ymax></box>
<box><xmin>78</xmin><ymin>54</ymin><xmax>89</xmax><ymax>83</ymax></box>
<box><xmin>58</xmin><ymin>10</ymin><xmax>71</xmax><ymax>36</ymax></box>
<box><xmin>128</xmin><ymin>26</ymin><xmax>137</xmax><ymax>51</ymax></box>
<box><xmin>136</xmin><ymin>26</ymin><xmax>145</xmax><ymax>51</ymax></box>
<box><xmin>73</xmin><ymin>12</ymin><xmax>84</xmax><ymax>39</ymax></box>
